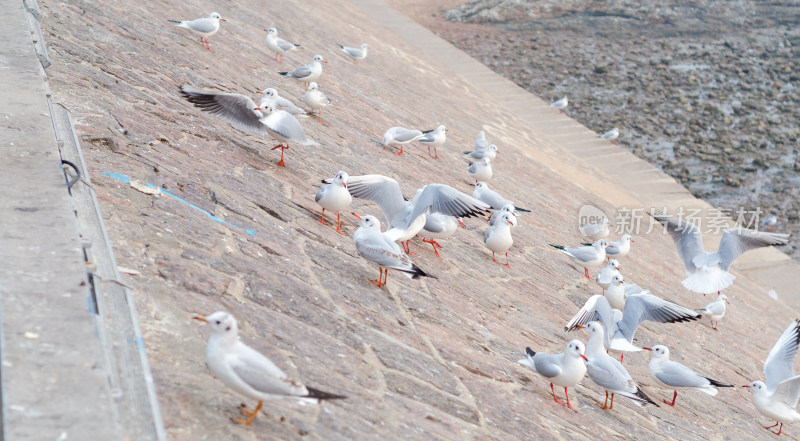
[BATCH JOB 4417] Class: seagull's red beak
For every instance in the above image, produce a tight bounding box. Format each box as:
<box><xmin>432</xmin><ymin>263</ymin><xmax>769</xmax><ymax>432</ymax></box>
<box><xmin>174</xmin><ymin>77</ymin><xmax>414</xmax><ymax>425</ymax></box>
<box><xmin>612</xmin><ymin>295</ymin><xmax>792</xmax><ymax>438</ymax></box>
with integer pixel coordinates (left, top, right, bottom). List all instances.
<box><xmin>343</xmin><ymin>182</ymin><xmax>347</xmax><ymax>189</ymax></box>
<box><xmin>254</xmin><ymin>107</ymin><xmax>262</xmax><ymax>111</ymax></box>
<box><xmin>256</xmin><ymin>90</ymin><xmax>264</xmax><ymax>95</ymax></box>
<box><xmin>219</xmin><ymin>18</ymin><xmax>226</xmax><ymax>21</ymax></box>
<box><xmin>742</xmin><ymin>385</ymin><xmax>750</xmax><ymax>388</ymax></box>
<box><xmin>580</xmin><ymin>355</ymin><xmax>588</xmax><ymax>361</ymax></box>
<box><xmin>577</xmin><ymin>325</ymin><xmax>585</xmax><ymax>329</ymax></box>
<box><xmin>458</xmin><ymin>219</ymin><xmax>466</xmax><ymax>228</ymax></box>
<box><xmin>193</xmin><ymin>315</ymin><xmax>207</xmax><ymax>323</ymax></box>
<box><xmin>352</xmin><ymin>212</ymin><xmax>362</xmax><ymax>220</ymax></box>
<box><xmin>642</xmin><ymin>347</ymin><xmax>652</xmax><ymax>351</ymax></box>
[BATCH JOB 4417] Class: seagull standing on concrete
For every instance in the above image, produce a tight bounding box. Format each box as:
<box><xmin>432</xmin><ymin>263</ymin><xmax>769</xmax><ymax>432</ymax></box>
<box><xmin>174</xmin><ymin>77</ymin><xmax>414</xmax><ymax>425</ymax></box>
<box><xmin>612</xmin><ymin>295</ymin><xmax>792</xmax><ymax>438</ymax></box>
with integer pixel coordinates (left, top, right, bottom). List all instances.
<box><xmin>643</xmin><ymin>345</ymin><xmax>732</xmax><ymax>407</ymax></box>
<box><xmin>338</xmin><ymin>43</ymin><xmax>368</xmax><ymax>65</ymax></box>
<box><xmin>419</xmin><ymin>213</ymin><xmax>464</xmax><ymax>258</ymax></box>
<box><xmin>652</xmin><ymin>214</ymin><xmax>790</xmax><ymax>295</ymax></box>
<box><xmin>352</xmin><ymin>214</ymin><xmax>432</xmax><ymax>286</ymax></box>
<box><xmin>168</xmin><ymin>12</ymin><xmax>224</xmax><ymax>51</ymax></box>
<box><xmin>550</xmin><ymin>239</ymin><xmax>608</xmax><ymax>278</ymax></box>
<box><xmin>465</xmin><ymin>144</ymin><xmax>498</xmax><ymax>162</ymax></box>
<box><xmin>472</xmin><ymin>182</ymin><xmax>530</xmax><ymax>212</ymax></box>
<box><xmin>256</xmin><ymin>88</ymin><xmax>307</xmax><ymax>116</ymax></box>
<box><xmin>468</xmin><ymin>158</ymin><xmax>493</xmax><ymax>182</ymax></box>
<box><xmin>381</xmin><ymin>127</ymin><xmax>425</xmax><ymax>156</ymax></box>
<box><xmin>179</xmin><ymin>86</ymin><xmax>318</xmax><ymax>167</ymax></box>
<box><xmin>601</xmin><ymin>127</ymin><xmax>619</xmax><ymax>143</ymax></box>
<box><xmin>595</xmin><ymin>259</ymin><xmax>621</xmax><ymax>293</ymax></box>
<box><xmin>744</xmin><ymin>319</ymin><xmax>800</xmax><ymax>436</ymax></box>
<box><xmin>550</xmin><ymin>96</ymin><xmax>568</xmax><ymax>113</ymax></box>
<box><xmin>303</xmin><ymin>82</ymin><xmax>330</xmax><ymax>117</ymax></box>
<box><xmin>316</xmin><ymin>171</ymin><xmax>352</xmax><ymax>235</ymax></box>
<box><xmin>265</xmin><ymin>28</ymin><xmax>300</xmax><ymax>63</ymax></box>
<box><xmin>194</xmin><ymin>311</ymin><xmax>345</xmax><ymax>425</ymax></box>
<box><xmin>279</xmin><ymin>55</ymin><xmax>326</xmax><ymax>89</ymax></box>
<box><xmin>604</xmin><ymin>234</ymin><xmax>632</xmax><ymax>259</ymax></box>
<box><xmin>696</xmin><ymin>294</ymin><xmax>729</xmax><ymax>331</ymax></box>
<box><xmin>517</xmin><ymin>340</ymin><xmax>588</xmax><ymax>412</ymax></box>
<box><xmin>484</xmin><ymin>212</ymin><xmax>516</xmax><ymax>267</ymax></box>
<box><xmin>419</xmin><ymin>125</ymin><xmax>447</xmax><ymax>159</ymax></box>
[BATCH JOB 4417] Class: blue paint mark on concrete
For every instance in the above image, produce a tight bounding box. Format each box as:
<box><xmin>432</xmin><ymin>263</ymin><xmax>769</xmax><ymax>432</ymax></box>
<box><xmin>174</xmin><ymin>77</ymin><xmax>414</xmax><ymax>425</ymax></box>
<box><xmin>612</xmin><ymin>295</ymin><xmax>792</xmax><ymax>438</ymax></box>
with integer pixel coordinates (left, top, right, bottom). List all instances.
<box><xmin>100</xmin><ymin>172</ymin><xmax>256</xmax><ymax>236</ymax></box>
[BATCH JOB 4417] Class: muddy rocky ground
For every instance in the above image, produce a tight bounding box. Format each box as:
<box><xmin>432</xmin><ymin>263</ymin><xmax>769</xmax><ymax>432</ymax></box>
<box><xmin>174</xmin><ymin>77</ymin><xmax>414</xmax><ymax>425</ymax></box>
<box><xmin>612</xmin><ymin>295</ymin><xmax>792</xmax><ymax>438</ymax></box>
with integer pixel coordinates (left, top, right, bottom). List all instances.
<box><xmin>391</xmin><ymin>0</ymin><xmax>800</xmax><ymax>258</ymax></box>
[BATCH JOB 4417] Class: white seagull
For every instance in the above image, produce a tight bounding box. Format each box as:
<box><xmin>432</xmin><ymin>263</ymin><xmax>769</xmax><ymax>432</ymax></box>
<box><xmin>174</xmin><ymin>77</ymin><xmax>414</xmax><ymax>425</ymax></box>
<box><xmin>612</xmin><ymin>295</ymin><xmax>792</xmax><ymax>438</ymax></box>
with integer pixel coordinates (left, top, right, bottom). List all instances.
<box><xmin>605</xmin><ymin>274</ymin><xmax>650</xmax><ymax>311</ymax></box>
<box><xmin>338</xmin><ymin>43</ymin><xmax>368</xmax><ymax>65</ymax></box>
<box><xmin>696</xmin><ymin>294</ymin><xmax>729</xmax><ymax>331</ymax></box>
<box><xmin>168</xmin><ymin>12</ymin><xmax>225</xmax><ymax>52</ymax></box>
<box><xmin>316</xmin><ymin>171</ymin><xmax>352</xmax><ymax>235</ymax></box>
<box><xmin>346</xmin><ymin>175</ymin><xmax>489</xmax><ymax>254</ymax></box>
<box><xmin>419</xmin><ymin>213</ymin><xmax>465</xmax><ymax>258</ymax></box>
<box><xmin>550</xmin><ymin>239</ymin><xmax>609</xmax><ymax>278</ymax></box>
<box><xmin>484</xmin><ymin>212</ymin><xmax>516</xmax><ymax>267</ymax></box>
<box><xmin>180</xmin><ymin>85</ymin><xmax>318</xmax><ymax>167</ymax></box>
<box><xmin>303</xmin><ymin>82</ymin><xmax>330</xmax><ymax>117</ymax></box>
<box><xmin>265</xmin><ymin>28</ymin><xmax>299</xmax><ymax>63</ymax></box>
<box><xmin>582</xmin><ymin>321</ymin><xmax>658</xmax><ymax>409</ymax></box>
<box><xmin>468</xmin><ymin>158</ymin><xmax>493</xmax><ymax>182</ymax></box>
<box><xmin>605</xmin><ymin>234</ymin><xmax>633</xmax><ymax>259</ymax></box>
<box><xmin>472</xmin><ymin>182</ymin><xmax>530</xmax><ymax>212</ymax></box>
<box><xmin>256</xmin><ymin>88</ymin><xmax>307</xmax><ymax>116</ymax></box>
<box><xmin>194</xmin><ymin>311</ymin><xmax>345</xmax><ymax>425</ymax></box>
<box><xmin>744</xmin><ymin>319</ymin><xmax>800</xmax><ymax>436</ymax></box>
<box><xmin>489</xmin><ymin>204</ymin><xmax>521</xmax><ymax>226</ymax></box>
<box><xmin>643</xmin><ymin>345</ymin><xmax>732</xmax><ymax>407</ymax></box>
<box><xmin>652</xmin><ymin>213</ymin><xmax>790</xmax><ymax>295</ymax></box>
<box><xmin>565</xmin><ymin>293</ymin><xmax>700</xmax><ymax>359</ymax></box>
<box><xmin>517</xmin><ymin>340</ymin><xmax>588</xmax><ymax>412</ymax></box>
<box><xmin>419</xmin><ymin>125</ymin><xmax>447</xmax><ymax>159</ymax></box>
<box><xmin>278</xmin><ymin>55</ymin><xmax>326</xmax><ymax>89</ymax></box>
<box><xmin>352</xmin><ymin>214</ymin><xmax>431</xmax><ymax>286</ymax></box>
<box><xmin>595</xmin><ymin>259</ymin><xmax>621</xmax><ymax>293</ymax></box>
<box><xmin>474</xmin><ymin>130</ymin><xmax>489</xmax><ymax>150</ymax></box>
<box><xmin>465</xmin><ymin>144</ymin><xmax>498</xmax><ymax>162</ymax></box>
<box><xmin>550</xmin><ymin>96</ymin><xmax>568</xmax><ymax>112</ymax></box>
<box><xmin>600</xmin><ymin>127</ymin><xmax>619</xmax><ymax>143</ymax></box>
<box><xmin>382</xmin><ymin>127</ymin><xmax>426</xmax><ymax>156</ymax></box>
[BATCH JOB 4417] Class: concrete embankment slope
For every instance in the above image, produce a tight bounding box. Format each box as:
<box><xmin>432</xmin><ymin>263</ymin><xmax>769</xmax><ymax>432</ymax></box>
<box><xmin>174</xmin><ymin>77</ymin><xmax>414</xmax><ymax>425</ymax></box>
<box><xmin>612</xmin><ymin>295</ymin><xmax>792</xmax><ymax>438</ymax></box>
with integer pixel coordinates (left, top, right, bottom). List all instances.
<box><xmin>32</xmin><ymin>0</ymin><xmax>800</xmax><ymax>439</ymax></box>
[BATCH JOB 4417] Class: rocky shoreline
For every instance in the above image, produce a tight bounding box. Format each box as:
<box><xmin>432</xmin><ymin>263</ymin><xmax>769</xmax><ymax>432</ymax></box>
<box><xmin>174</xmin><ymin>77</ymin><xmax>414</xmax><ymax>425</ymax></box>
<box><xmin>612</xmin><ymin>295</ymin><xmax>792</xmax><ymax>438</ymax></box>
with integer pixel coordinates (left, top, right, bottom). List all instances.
<box><xmin>393</xmin><ymin>0</ymin><xmax>800</xmax><ymax>258</ymax></box>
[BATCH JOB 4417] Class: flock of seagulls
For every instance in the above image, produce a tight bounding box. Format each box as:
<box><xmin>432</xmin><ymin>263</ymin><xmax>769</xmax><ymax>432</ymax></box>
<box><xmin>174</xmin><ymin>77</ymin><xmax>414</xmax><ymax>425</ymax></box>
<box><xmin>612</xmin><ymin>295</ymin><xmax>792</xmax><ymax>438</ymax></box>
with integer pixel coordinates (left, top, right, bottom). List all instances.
<box><xmin>165</xmin><ymin>10</ymin><xmax>798</xmax><ymax>436</ymax></box>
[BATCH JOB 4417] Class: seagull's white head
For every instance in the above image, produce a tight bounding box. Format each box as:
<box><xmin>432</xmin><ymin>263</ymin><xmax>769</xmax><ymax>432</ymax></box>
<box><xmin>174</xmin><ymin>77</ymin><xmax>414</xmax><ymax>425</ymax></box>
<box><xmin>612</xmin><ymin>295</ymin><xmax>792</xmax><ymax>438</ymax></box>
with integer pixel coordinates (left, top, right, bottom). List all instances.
<box><xmin>621</xmin><ymin>233</ymin><xmax>633</xmax><ymax>243</ymax></box>
<box><xmin>255</xmin><ymin>102</ymin><xmax>277</xmax><ymax>116</ymax></box>
<box><xmin>261</xmin><ymin>88</ymin><xmax>278</xmax><ymax>99</ymax></box>
<box><xmin>566</xmin><ymin>340</ymin><xmax>588</xmax><ymax>361</ymax></box>
<box><xmin>482</xmin><ymin>158</ymin><xmax>491</xmax><ymax>165</ymax></box>
<box><xmin>196</xmin><ymin>311</ymin><xmax>238</xmax><ymax>336</ymax></box>
<box><xmin>313</xmin><ymin>55</ymin><xmax>327</xmax><ymax>63</ymax></box>
<box><xmin>307</xmin><ymin>82</ymin><xmax>319</xmax><ymax>91</ymax></box>
<box><xmin>500</xmin><ymin>212</ymin><xmax>517</xmax><ymax>227</ymax></box>
<box><xmin>596</xmin><ymin>239</ymin><xmax>609</xmax><ymax>248</ymax></box>
<box><xmin>358</xmin><ymin>214</ymin><xmax>381</xmax><ymax>230</ymax></box>
<box><xmin>718</xmin><ymin>294</ymin><xmax>730</xmax><ymax>304</ymax></box>
<box><xmin>436</xmin><ymin>124</ymin><xmax>447</xmax><ymax>133</ymax></box>
<box><xmin>608</xmin><ymin>259</ymin><xmax>621</xmax><ymax>270</ymax></box>
<box><xmin>333</xmin><ymin>170</ymin><xmax>349</xmax><ymax>187</ymax></box>
<box><xmin>267</xmin><ymin>27</ymin><xmax>278</xmax><ymax>35</ymax></box>
<box><xmin>744</xmin><ymin>380</ymin><xmax>766</xmax><ymax>394</ymax></box>
<box><xmin>582</xmin><ymin>321</ymin><xmax>604</xmax><ymax>336</ymax></box>
<box><xmin>209</xmin><ymin>12</ymin><xmax>223</xmax><ymax>20</ymax></box>
<box><xmin>361</xmin><ymin>43</ymin><xmax>368</xmax><ymax>49</ymax></box>
<box><xmin>474</xmin><ymin>181</ymin><xmax>487</xmax><ymax>191</ymax></box>
<box><xmin>500</xmin><ymin>204</ymin><xmax>516</xmax><ymax>215</ymax></box>
<box><xmin>489</xmin><ymin>144</ymin><xmax>498</xmax><ymax>152</ymax></box>
<box><xmin>645</xmin><ymin>345</ymin><xmax>669</xmax><ymax>359</ymax></box>
<box><xmin>611</xmin><ymin>274</ymin><xmax>624</xmax><ymax>285</ymax></box>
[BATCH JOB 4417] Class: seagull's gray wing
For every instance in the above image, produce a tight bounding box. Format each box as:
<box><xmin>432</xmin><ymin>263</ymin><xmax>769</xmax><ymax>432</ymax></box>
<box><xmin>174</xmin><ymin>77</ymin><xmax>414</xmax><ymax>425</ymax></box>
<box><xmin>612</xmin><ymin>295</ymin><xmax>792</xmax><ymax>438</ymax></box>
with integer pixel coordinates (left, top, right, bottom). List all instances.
<box><xmin>423</xmin><ymin>213</ymin><xmax>448</xmax><ymax>234</ymax></box>
<box><xmin>231</xmin><ymin>343</ymin><xmax>308</xmax><ymax>396</ymax></box>
<box><xmin>705</xmin><ymin>299</ymin><xmax>725</xmax><ymax>315</ymax></box>
<box><xmin>392</xmin><ymin>127</ymin><xmax>424</xmax><ymax>143</ymax></box>
<box><xmin>347</xmin><ymin>175</ymin><xmax>407</xmax><ymax>225</ymax></box>
<box><xmin>765</xmin><ymin>319</ymin><xmax>800</xmax><ymax>392</ymax></box>
<box><xmin>477</xmin><ymin>188</ymin><xmax>509</xmax><ymax>209</ymax></box>
<box><xmin>180</xmin><ymin>85</ymin><xmax>267</xmax><ymax>135</ymax></box>
<box><xmin>355</xmin><ymin>230</ymin><xmax>415</xmax><ymax>272</ymax></box>
<box><xmin>565</xmin><ymin>295</ymin><xmax>615</xmax><ymax>336</ymax></box>
<box><xmin>651</xmin><ymin>214</ymin><xmax>706</xmax><ymax>276</ymax></box>
<box><xmin>532</xmin><ymin>353</ymin><xmax>563</xmax><ymax>379</ymax></box>
<box><xmin>561</xmin><ymin>245</ymin><xmax>601</xmax><ymax>262</ymax></box>
<box><xmin>277</xmin><ymin>37</ymin><xmax>298</xmax><ymax>51</ymax></box>
<box><xmin>263</xmin><ymin>110</ymin><xmax>316</xmax><ymax>145</ymax></box>
<box><xmin>410</xmin><ymin>184</ymin><xmax>489</xmax><ymax>222</ymax></box>
<box><xmin>616</xmin><ymin>294</ymin><xmax>700</xmax><ymax>343</ymax></box>
<box><xmin>184</xmin><ymin>17</ymin><xmax>217</xmax><ymax>33</ymax></box>
<box><xmin>655</xmin><ymin>361</ymin><xmax>709</xmax><ymax>388</ymax></box>
<box><xmin>773</xmin><ymin>375</ymin><xmax>800</xmax><ymax>408</ymax></box>
<box><xmin>717</xmin><ymin>228</ymin><xmax>790</xmax><ymax>271</ymax></box>
<box><xmin>287</xmin><ymin>64</ymin><xmax>314</xmax><ymax>79</ymax></box>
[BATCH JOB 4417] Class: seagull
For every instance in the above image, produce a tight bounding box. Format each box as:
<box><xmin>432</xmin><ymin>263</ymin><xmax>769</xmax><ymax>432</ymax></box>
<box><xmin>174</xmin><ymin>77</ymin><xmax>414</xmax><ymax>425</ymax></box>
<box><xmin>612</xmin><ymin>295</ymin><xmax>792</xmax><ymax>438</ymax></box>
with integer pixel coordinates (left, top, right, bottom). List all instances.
<box><xmin>489</xmin><ymin>204</ymin><xmax>521</xmax><ymax>226</ymax></box>
<box><xmin>696</xmin><ymin>294</ymin><xmax>729</xmax><ymax>331</ymax></box>
<box><xmin>278</xmin><ymin>55</ymin><xmax>326</xmax><ymax>89</ymax></box>
<box><xmin>582</xmin><ymin>321</ymin><xmax>658</xmax><ymax>409</ymax></box>
<box><xmin>643</xmin><ymin>345</ymin><xmax>732</xmax><ymax>407</ymax></box>
<box><xmin>474</xmin><ymin>130</ymin><xmax>489</xmax><ymax>150</ymax></box>
<box><xmin>484</xmin><ymin>212</ymin><xmax>516</xmax><ymax>267</ymax></box>
<box><xmin>472</xmin><ymin>182</ymin><xmax>531</xmax><ymax>212</ymax></box>
<box><xmin>605</xmin><ymin>234</ymin><xmax>633</xmax><ymax>259</ymax></box>
<box><xmin>419</xmin><ymin>213</ymin><xmax>464</xmax><ymax>258</ymax></box>
<box><xmin>256</xmin><ymin>88</ymin><xmax>307</xmax><ymax>116</ymax></box>
<box><xmin>652</xmin><ymin>213</ymin><xmax>790</xmax><ymax>295</ymax></box>
<box><xmin>346</xmin><ymin>175</ymin><xmax>489</xmax><ymax>254</ymax></box>
<box><xmin>517</xmin><ymin>340</ymin><xmax>588</xmax><ymax>412</ymax></box>
<box><xmin>595</xmin><ymin>259</ymin><xmax>621</xmax><ymax>293</ymax></box>
<box><xmin>605</xmin><ymin>274</ymin><xmax>651</xmax><ymax>311</ymax></box>
<box><xmin>600</xmin><ymin>127</ymin><xmax>619</xmax><ymax>143</ymax></box>
<box><xmin>265</xmin><ymin>28</ymin><xmax>299</xmax><ymax>63</ymax></box>
<box><xmin>744</xmin><ymin>319</ymin><xmax>800</xmax><ymax>436</ymax></box>
<box><xmin>381</xmin><ymin>127</ymin><xmax>426</xmax><ymax>156</ymax></box>
<box><xmin>316</xmin><ymin>171</ymin><xmax>352</xmax><ymax>235</ymax></box>
<box><xmin>419</xmin><ymin>125</ymin><xmax>447</xmax><ymax>159</ymax></box>
<box><xmin>464</xmin><ymin>144</ymin><xmax>498</xmax><ymax>162</ymax></box>
<box><xmin>180</xmin><ymin>85</ymin><xmax>318</xmax><ymax>167</ymax></box>
<box><xmin>168</xmin><ymin>12</ymin><xmax>225</xmax><ymax>52</ymax></box>
<box><xmin>303</xmin><ymin>82</ymin><xmax>330</xmax><ymax>117</ymax></box>
<box><xmin>580</xmin><ymin>217</ymin><xmax>610</xmax><ymax>240</ymax></box>
<box><xmin>550</xmin><ymin>96</ymin><xmax>568</xmax><ymax>112</ymax></box>
<box><xmin>565</xmin><ymin>293</ymin><xmax>700</xmax><ymax>360</ymax></box>
<box><xmin>549</xmin><ymin>239</ymin><xmax>609</xmax><ymax>278</ymax></box>
<box><xmin>338</xmin><ymin>43</ymin><xmax>368</xmax><ymax>65</ymax></box>
<box><xmin>352</xmin><ymin>214</ymin><xmax>432</xmax><ymax>286</ymax></box>
<box><xmin>468</xmin><ymin>158</ymin><xmax>493</xmax><ymax>182</ymax></box>
<box><xmin>194</xmin><ymin>311</ymin><xmax>345</xmax><ymax>425</ymax></box>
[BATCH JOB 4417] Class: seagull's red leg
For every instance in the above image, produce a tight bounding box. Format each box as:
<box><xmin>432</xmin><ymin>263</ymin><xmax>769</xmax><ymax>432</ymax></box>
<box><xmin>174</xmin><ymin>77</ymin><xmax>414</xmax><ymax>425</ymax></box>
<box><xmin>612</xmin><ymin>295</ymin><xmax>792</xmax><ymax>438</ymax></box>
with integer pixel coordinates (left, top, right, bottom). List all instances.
<box><xmin>335</xmin><ymin>213</ymin><xmax>346</xmax><ymax>235</ymax></box>
<box><xmin>550</xmin><ymin>383</ymin><xmax>564</xmax><ymax>405</ymax></box>
<box><xmin>664</xmin><ymin>390</ymin><xmax>677</xmax><ymax>406</ymax></box>
<box><xmin>492</xmin><ymin>252</ymin><xmax>498</xmax><ymax>264</ymax></box>
<box><xmin>596</xmin><ymin>391</ymin><xmax>610</xmax><ymax>409</ymax></box>
<box><xmin>318</xmin><ymin>208</ymin><xmax>327</xmax><ymax>225</ymax></box>
<box><xmin>564</xmin><ymin>387</ymin><xmax>578</xmax><ymax>412</ymax></box>
<box><xmin>382</xmin><ymin>268</ymin><xmax>388</xmax><ymax>286</ymax></box>
<box><xmin>764</xmin><ymin>422</ymin><xmax>780</xmax><ymax>430</ymax></box>
<box><xmin>405</xmin><ymin>240</ymin><xmax>416</xmax><ymax>256</ymax></box>
<box><xmin>584</xmin><ymin>267</ymin><xmax>591</xmax><ymax>278</ymax></box>
<box><xmin>422</xmin><ymin>238</ymin><xmax>441</xmax><ymax>258</ymax></box>
<box><xmin>775</xmin><ymin>423</ymin><xmax>783</xmax><ymax>435</ymax></box>
<box><xmin>371</xmin><ymin>267</ymin><xmax>383</xmax><ymax>286</ymax></box>
<box><xmin>609</xmin><ymin>393</ymin><xmax>614</xmax><ymax>410</ymax></box>
<box><xmin>270</xmin><ymin>144</ymin><xmax>288</xmax><ymax>167</ymax></box>
<box><xmin>503</xmin><ymin>252</ymin><xmax>510</xmax><ymax>268</ymax></box>
<box><xmin>231</xmin><ymin>400</ymin><xmax>262</xmax><ymax>425</ymax></box>
<box><xmin>396</xmin><ymin>146</ymin><xmax>404</xmax><ymax>156</ymax></box>
<box><xmin>620</xmin><ymin>353</ymin><xmax>624</xmax><ymax>364</ymax></box>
